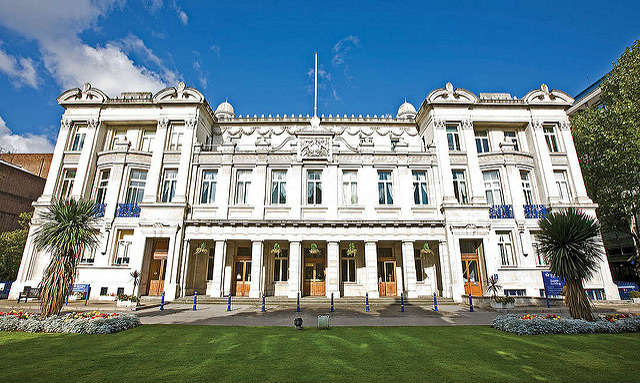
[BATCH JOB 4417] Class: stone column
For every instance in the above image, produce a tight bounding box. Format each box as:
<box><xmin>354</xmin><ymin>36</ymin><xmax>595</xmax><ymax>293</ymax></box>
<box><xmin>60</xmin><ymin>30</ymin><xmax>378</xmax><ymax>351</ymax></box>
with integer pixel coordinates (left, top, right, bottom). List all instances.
<box><xmin>162</xmin><ymin>229</ymin><xmax>182</xmax><ymax>300</ymax></box>
<box><xmin>438</xmin><ymin>240</ymin><xmax>451</xmax><ymax>298</ymax></box>
<box><xmin>530</xmin><ymin>120</ymin><xmax>560</xmax><ymax>203</ymax></box>
<box><xmin>39</xmin><ymin>118</ymin><xmax>73</xmax><ymax>201</ymax></box>
<box><xmin>326</xmin><ymin>241</ymin><xmax>340</xmax><ymax>298</ymax></box>
<box><xmin>249</xmin><ymin>240</ymin><xmax>264</xmax><ymax>298</ymax></box>
<box><xmin>364</xmin><ymin>241</ymin><xmax>379</xmax><ymax>298</ymax></box>
<box><xmin>446</xmin><ymin>232</ymin><xmax>466</xmax><ymax>302</ymax></box>
<box><xmin>208</xmin><ymin>240</ymin><xmax>227</xmax><ymax>297</ymax></box>
<box><xmin>401</xmin><ymin>241</ymin><xmax>418</xmax><ymax>298</ymax></box>
<box><xmin>433</xmin><ymin>119</ymin><xmax>457</xmax><ymax>204</ymax></box>
<box><xmin>174</xmin><ymin>118</ymin><xmax>196</xmax><ymax>203</ymax></box>
<box><xmin>142</xmin><ymin>118</ymin><xmax>169</xmax><ymax>203</ymax></box>
<box><xmin>460</xmin><ymin>118</ymin><xmax>487</xmax><ymax>204</ymax></box>
<box><xmin>559</xmin><ymin>119</ymin><xmax>592</xmax><ymax>204</ymax></box>
<box><xmin>178</xmin><ymin>240</ymin><xmax>191</xmax><ymax>297</ymax></box>
<box><xmin>288</xmin><ymin>241</ymin><xmax>302</xmax><ymax>298</ymax></box>
<box><xmin>71</xmin><ymin>119</ymin><xmax>99</xmax><ymax>198</ymax></box>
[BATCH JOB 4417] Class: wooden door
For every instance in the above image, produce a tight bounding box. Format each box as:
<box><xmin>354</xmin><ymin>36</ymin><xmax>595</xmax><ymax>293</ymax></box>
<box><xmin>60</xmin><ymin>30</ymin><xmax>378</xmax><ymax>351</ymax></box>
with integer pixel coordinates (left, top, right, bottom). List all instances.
<box><xmin>303</xmin><ymin>260</ymin><xmax>325</xmax><ymax>296</ymax></box>
<box><xmin>378</xmin><ymin>260</ymin><xmax>397</xmax><ymax>297</ymax></box>
<box><xmin>232</xmin><ymin>259</ymin><xmax>252</xmax><ymax>296</ymax></box>
<box><xmin>147</xmin><ymin>259</ymin><xmax>165</xmax><ymax>296</ymax></box>
<box><xmin>461</xmin><ymin>255</ymin><xmax>483</xmax><ymax>296</ymax></box>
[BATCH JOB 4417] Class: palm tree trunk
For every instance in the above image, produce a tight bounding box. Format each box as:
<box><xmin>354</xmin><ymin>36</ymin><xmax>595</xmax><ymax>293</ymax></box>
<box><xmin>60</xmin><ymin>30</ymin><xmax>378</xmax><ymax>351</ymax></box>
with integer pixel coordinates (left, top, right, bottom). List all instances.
<box><xmin>564</xmin><ymin>279</ymin><xmax>594</xmax><ymax>321</ymax></box>
<box><xmin>39</xmin><ymin>250</ymin><xmax>78</xmax><ymax>317</ymax></box>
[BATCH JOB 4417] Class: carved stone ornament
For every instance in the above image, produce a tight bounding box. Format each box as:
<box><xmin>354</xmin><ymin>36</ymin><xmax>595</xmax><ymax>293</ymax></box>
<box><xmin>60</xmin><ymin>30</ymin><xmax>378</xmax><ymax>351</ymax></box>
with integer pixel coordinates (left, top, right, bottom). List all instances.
<box><xmin>87</xmin><ymin>119</ymin><xmax>100</xmax><ymax>129</ymax></box>
<box><xmin>462</xmin><ymin>118</ymin><xmax>474</xmax><ymax>130</ymax></box>
<box><xmin>559</xmin><ymin>118</ymin><xmax>571</xmax><ymax>131</ymax></box>
<box><xmin>185</xmin><ymin>118</ymin><xmax>197</xmax><ymax>129</ymax></box>
<box><xmin>299</xmin><ymin>137</ymin><xmax>330</xmax><ymax>159</ymax></box>
<box><xmin>61</xmin><ymin>118</ymin><xmax>73</xmax><ymax>130</ymax></box>
<box><xmin>158</xmin><ymin>118</ymin><xmax>169</xmax><ymax>129</ymax></box>
<box><xmin>433</xmin><ymin>119</ymin><xmax>446</xmax><ymax>130</ymax></box>
<box><xmin>532</xmin><ymin>120</ymin><xmax>544</xmax><ymax>131</ymax></box>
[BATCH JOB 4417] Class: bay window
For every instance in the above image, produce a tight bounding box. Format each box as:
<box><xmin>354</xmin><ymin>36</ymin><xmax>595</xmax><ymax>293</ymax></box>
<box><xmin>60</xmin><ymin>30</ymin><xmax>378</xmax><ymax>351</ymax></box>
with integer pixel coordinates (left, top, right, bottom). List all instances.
<box><xmin>483</xmin><ymin>170</ymin><xmax>503</xmax><ymax>205</ymax></box>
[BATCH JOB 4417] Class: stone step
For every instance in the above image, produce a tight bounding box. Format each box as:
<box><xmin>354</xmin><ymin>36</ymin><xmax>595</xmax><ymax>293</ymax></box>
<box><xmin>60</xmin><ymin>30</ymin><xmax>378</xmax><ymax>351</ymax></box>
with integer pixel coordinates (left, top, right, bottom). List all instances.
<box><xmin>170</xmin><ymin>295</ymin><xmax>454</xmax><ymax>306</ymax></box>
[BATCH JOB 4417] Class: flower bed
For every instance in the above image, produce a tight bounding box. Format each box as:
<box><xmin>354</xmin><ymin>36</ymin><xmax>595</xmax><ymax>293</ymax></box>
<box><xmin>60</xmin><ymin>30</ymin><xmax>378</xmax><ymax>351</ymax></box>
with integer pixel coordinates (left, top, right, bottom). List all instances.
<box><xmin>0</xmin><ymin>310</ymin><xmax>140</xmax><ymax>334</ymax></box>
<box><xmin>493</xmin><ymin>313</ymin><xmax>640</xmax><ymax>335</ymax></box>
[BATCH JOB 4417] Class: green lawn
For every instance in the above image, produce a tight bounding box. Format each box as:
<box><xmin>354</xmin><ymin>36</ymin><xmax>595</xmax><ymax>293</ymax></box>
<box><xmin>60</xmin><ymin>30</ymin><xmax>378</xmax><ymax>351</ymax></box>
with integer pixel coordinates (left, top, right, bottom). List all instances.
<box><xmin>0</xmin><ymin>325</ymin><xmax>638</xmax><ymax>383</ymax></box>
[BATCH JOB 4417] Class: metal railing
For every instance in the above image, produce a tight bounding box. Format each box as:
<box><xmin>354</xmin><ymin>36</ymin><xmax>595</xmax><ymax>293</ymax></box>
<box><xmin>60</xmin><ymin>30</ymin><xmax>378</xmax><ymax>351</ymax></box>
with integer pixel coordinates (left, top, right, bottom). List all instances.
<box><xmin>115</xmin><ymin>203</ymin><xmax>141</xmax><ymax>218</ymax></box>
<box><xmin>524</xmin><ymin>204</ymin><xmax>549</xmax><ymax>219</ymax></box>
<box><xmin>489</xmin><ymin>204</ymin><xmax>514</xmax><ymax>219</ymax></box>
<box><xmin>93</xmin><ymin>203</ymin><xmax>106</xmax><ymax>218</ymax></box>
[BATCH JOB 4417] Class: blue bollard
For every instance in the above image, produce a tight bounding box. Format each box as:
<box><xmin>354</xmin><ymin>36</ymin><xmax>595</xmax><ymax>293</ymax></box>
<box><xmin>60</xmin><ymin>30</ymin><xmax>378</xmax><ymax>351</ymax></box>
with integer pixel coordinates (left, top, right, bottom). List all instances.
<box><xmin>296</xmin><ymin>292</ymin><xmax>301</xmax><ymax>313</ymax></box>
<box><xmin>330</xmin><ymin>292</ymin><xmax>334</xmax><ymax>312</ymax></box>
<box><xmin>226</xmin><ymin>295</ymin><xmax>231</xmax><ymax>312</ymax></box>
<box><xmin>469</xmin><ymin>294</ymin><xmax>474</xmax><ymax>312</ymax></box>
<box><xmin>261</xmin><ymin>293</ymin><xmax>265</xmax><ymax>312</ymax></box>
<box><xmin>401</xmin><ymin>294</ymin><xmax>405</xmax><ymax>312</ymax></box>
<box><xmin>160</xmin><ymin>291</ymin><xmax>165</xmax><ymax>311</ymax></box>
<box><xmin>193</xmin><ymin>291</ymin><xmax>197</xmax><ymax>311</ymax></box>
<box><xmin>365</xmin><ymin>292</ymin><xmax>370</xmax><ymax>312</ymax></box>
<box><xmin>433</xmin><ymin>292</ymin><xmax>438</xmax><ymax>312</ymax></box>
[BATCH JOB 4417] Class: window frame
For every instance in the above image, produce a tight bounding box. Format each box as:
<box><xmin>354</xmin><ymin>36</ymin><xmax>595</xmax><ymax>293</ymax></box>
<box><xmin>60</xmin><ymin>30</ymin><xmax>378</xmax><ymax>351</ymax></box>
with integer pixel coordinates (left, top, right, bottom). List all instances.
<box><xmin>554</xmin><ymin>169</ymin><xmax>571</xmax><ymax>203</ymax></box>
<box><xmin>520</xmin><ymin>170</ymin><xmax>535</xmax><ymax>205</ymax></box>
<box><xmin>377</xmin><ymin>170</ymin><xmax>394</xmax><ymax>205</ymax></box>
<box><xmin>234</xmin><ymin>169</ymin><xmax>252</xmax><ymax>205</ymax></box>
<box><xmin>342</xmin><ymin>170</ymin><xmax>358</xmax><ymax>205</ymax></box>
<box><xmin>504</xmin><ymin>131</ymin><xmax>519</xmax><ymax>151</ymax></box>
<box><xmin>544</xmin><ymin>125</ymin><xmax>560</xmax><ymax>153</ymax></box>
<box><xmin>58</xmin><ymin>168</ymin><xmax>77</xmax><ymax>199</ymax></box>
<box><xmin>306</xmin><ymin>169</ymin><xmax>323</xmax><ymax>205</ymax></box>
<box><xmin>160</xmin><ymin>168</ymin><xmax>178</xmax><ymax>203</ymax></box>
<box><xmin>140</xmin><ymin>130</ymin><xmax>155</xmax><ymax>152</ymax></box>
<box><xmin>451</xmin><ymin>169</ymin><xmax>468</xmax><ymax>204</ymax></box>
<box><xmin>483</xmin><ymin>169</ymin><xmax>504</xmax><ymax>206</ymax></box>
<box><xmin>94</xmin><ymin>168</ymin><xmax>110</xmax><ymax>204</ymax></box>
<box><xmin>498</xmin><ymin>231</ymin><xmax>516</xmax><ymax>266</ymax></box>
<box><xmin>273</xmin><ymin>249</ymin><xmax>289</xmax><ymax>282</ymax></box>
<box><xmin>70</xmin><ymin>127</ymin><xmax>87</xmax><ymax>152</ymax></box>
<box><xmin>412</xmin><ymin>170</ymin><xmax>429</xmax><ymax>205</ymax></box>
<box><xmin>167</xmin><ymin>124</ymin><xmax>184</xmax><ymax>151</ymax></box>
<box><xmin>270</xmin><ymin>169</ymin><xmax>287</xmax><ymax>205</ymax></box>
<box><xmin>125</xmin><ymin>168</ymin><xmax>147</xmax><ymax>205</ymax></box>
<box><xmin>200</xmin><ymin>169</ymin><xmax>218</xmax><ymax>204</ymax></box>
<box><xmin>474</xmin><ymin>130</ymin><xmax>490</xmax><ymax>153</ymax></box>
<box><xmin>446</xmin><ymin>124</ymin><xmax>462</xmax><ymax>151</ymax></box>
<box><xmin>113</xmin><ymin>230</ymin><xmax>134</xmax><ymax>266</ymax></box>
<box><xmin>340</xmin><ymin>249</ymin><xmax>357</xmax><ymax>283</ymax></box>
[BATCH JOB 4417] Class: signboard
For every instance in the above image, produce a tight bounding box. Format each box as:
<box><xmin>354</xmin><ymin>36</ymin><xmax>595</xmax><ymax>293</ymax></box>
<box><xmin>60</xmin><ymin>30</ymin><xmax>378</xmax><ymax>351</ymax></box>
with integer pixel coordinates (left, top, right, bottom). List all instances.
<box><xmin>541</xmin><ymin>271</ymin><xmax>564</xmax><ymax>296</ymax></box>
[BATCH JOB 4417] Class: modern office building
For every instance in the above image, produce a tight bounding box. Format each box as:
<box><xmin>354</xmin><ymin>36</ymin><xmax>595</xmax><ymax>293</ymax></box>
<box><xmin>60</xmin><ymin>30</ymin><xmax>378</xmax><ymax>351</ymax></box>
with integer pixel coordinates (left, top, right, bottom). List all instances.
<box><xmin>9</xmin><ymin>81</ymin><xmax>620</xmax><ymax>301</ymax></box>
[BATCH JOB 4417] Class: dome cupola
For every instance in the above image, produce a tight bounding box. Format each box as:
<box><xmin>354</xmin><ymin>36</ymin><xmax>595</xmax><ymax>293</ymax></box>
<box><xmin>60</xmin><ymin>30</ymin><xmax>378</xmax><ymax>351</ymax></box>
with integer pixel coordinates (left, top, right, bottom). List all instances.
<box><xmin>396</xmin><ymin>100</ymin><xmax>417</xmax><ymax>119</ymax></box>
<box><xmin>215</xmin><ymin>100</ymin><xmax>235</xmax><ymax>119</ymax></box>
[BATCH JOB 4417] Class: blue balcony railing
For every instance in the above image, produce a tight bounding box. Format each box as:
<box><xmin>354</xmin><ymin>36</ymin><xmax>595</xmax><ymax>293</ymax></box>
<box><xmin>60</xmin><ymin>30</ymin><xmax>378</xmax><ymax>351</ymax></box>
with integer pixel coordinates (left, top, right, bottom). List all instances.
<box><xmin>489</xmin><ymin>204</ymin><xmax>514</xmax><ymax>219</ymax></box>
<box><xmin>116</xmin><ymin>203</ymin><xmax>141</xmax><ymax>218</ymax></box>
<box><xmin>524</xmin><ymin>204</ymin><xmax>549</xmax><ymax>219</ymax></box>
<box><xmin>92</xmin><ymin>203</ymin><xmax>105</xmax><ymax>218</ymax></box>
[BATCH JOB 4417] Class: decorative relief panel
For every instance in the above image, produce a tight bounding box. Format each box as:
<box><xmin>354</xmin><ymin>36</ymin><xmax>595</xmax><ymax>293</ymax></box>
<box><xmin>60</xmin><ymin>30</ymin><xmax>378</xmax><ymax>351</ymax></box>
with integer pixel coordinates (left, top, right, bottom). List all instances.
<box><xmin>299</xmin><ymin>137</ymin><xmax>331</xmax><ymax>160</ymax></box>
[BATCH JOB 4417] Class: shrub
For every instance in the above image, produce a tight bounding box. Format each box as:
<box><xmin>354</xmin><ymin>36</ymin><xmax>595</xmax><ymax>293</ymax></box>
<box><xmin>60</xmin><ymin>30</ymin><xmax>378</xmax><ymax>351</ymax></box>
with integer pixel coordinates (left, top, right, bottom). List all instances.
<box><xmin>0</xmin><ymin>310</ymin><xmax>141</xmax><ymax>334</ymax></box>
<box><xmin>494</xmin><ymin>296</ymin><xmax>515</xmax><ymax>304</ymax></box>
<box><xmin>492</xmin><ymin>313</ymin><xmax>640</xmax><ymax>335</ymax></box>
<box><xmin>629</xmin><ymin>290</ymin><xmax>640</xmax><ymax>298</ymax></box>
<box><xmin>117</xmin><ymin>294</ymin><xmax>138</xmax><ymax>302</ymax></box>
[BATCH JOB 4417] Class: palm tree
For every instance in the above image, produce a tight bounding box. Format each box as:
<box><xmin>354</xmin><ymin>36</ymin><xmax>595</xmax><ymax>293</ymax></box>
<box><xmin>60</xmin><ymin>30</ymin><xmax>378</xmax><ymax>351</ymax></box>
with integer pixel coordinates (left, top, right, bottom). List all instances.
<box><xmin>537</xmin><ymin>208</ymin><xmax>603</xmax><ymax>321</ymax></box>
<box><xmin>33</xmin><ymin>199</ymin><xmax>100</xmax><ymax>317</ymax></box>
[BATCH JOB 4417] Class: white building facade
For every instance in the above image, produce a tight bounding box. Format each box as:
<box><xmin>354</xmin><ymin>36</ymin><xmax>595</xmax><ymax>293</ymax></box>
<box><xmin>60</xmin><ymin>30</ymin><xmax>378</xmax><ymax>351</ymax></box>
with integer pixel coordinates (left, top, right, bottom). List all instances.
<box><xmin>9</xmin><ymin>81</ymin><xmax>620</xmax><ymax>302</ymax></box>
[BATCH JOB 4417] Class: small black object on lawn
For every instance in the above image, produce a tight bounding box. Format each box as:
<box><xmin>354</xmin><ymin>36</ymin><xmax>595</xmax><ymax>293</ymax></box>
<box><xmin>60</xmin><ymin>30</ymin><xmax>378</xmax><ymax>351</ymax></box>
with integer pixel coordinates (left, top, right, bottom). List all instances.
<box><xmin>294</xmin><ymin>317</ymin><xmax>303</xmax><ymax>330</ymax></box>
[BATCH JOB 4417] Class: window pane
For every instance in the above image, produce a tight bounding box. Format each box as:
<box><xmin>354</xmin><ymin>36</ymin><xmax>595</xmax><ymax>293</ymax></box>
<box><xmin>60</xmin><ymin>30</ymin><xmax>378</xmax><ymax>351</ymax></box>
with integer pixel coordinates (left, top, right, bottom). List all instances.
<box><xmin>341</xmin><ymin>259</ymin><xmax>347</xmax><ymax>281</ymax></box>
<box><xmin>415</xmin><ymin>259</ymin><xmax>423</xmax><ymax>281</ymax></box>
<box><xmin>282</xmin><ymin>259</ymin><xmax>288</xmax><ymax>281</ymax></box>
<box><xmin>348</xmin><ymin>259</ymin><xmax>356</xmax><ymax>282</ymax></box>
<box><xmin>274</xmin><ymin>259</ymin><xmax>281</xmax><ymax>281</ymax></box>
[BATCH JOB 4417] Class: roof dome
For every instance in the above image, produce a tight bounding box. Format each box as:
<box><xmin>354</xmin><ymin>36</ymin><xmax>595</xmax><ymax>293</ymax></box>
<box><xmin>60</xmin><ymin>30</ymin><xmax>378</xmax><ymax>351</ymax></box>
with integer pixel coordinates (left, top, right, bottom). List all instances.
<box><xmin>215</xmin><ymin>100</ymin><xmax>235</xmax><ymax>119</ymax></box>
<box><xmin>396</xmin><ymin>100</ymin><xmax>417</xmax><ymax>119</ymax></box>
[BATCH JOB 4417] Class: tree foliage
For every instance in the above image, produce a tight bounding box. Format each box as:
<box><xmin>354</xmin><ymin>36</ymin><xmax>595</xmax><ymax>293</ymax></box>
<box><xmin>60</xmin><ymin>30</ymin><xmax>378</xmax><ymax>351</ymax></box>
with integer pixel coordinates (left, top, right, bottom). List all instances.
<box><xmin>537</xmin><ymin>208</ymin><xmax>603</xmax><ymax>321</ymax></box>
<box><xmin>33</xmin><ymin>199</ymin><xmax>100</xmax><ymax>317</ymax></box>
<box><xmin>0</xmin><ymin>212</ymin><xmax>32</xmax><ymax>281</ymax></box>
<box><xmin>571</xmin><ymin>40</ymin><xmax>640</xmax><ymax>271</ymax></box>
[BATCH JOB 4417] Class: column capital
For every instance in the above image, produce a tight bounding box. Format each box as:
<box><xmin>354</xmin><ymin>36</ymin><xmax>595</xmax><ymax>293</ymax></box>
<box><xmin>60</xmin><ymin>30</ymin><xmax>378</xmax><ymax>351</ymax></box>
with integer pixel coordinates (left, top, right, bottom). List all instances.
<box><xmin>402</xmin><ymin>240</ymin><xmax>415</xmax><ymax>245</ymax></box>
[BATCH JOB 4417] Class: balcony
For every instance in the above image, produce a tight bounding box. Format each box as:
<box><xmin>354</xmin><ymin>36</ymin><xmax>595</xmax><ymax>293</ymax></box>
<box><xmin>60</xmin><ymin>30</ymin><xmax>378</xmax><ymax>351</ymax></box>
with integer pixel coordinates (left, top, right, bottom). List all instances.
<box><xmin>524</xmin><ymin>204</ymin><xmax>549</xmax><ymax>219</ymax></box>
<box><xmin>93</xmin><ymin>203</ymin><xmax>105</xmax><ymax>218</ymax></box>
<box><xmin>489</xmin><ymin>204</ymin><xmax>514</xmax><ymax>219</ymax></box>
<box><xmin>116</xmin><ymin>203</ymin><xmax>141</xmax><ymax>218</ymax></box>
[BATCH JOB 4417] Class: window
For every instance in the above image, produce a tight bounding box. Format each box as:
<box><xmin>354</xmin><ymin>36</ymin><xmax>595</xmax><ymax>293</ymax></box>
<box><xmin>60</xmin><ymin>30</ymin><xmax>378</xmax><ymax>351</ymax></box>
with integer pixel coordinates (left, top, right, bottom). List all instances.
<box><xmin>452</xmin><ymin>170</ymin><xmax>468</xmax><ymax>204</ymax></box>
<box><xmin>544</xmin><ymin>126</ymin><xmax>560</xmax><ymax>153</ymax></box>
<box><xmin>307</xmin><ymin>170</ymin><xmax>322</xmax><ymax>205</ymax></box>
<box><xmin>200</xmin><ymin>170</ymin><xmax>217</xmax><ymax>204</ymax></box>
<box><xmin>235</xmin><ymin>170</ymin><xmax>252</xmax><ymax>204</ymax></box>
<box><xmin>520</xmin><ymin>170</ymin><xmax>534</xmax><ymax>205</ymax></box>
<box><xmin>504</xmin><ymin>289</ymin><xmax>526</xmax><ymax>297</ymax></box>
<box><xmin>70</xmin><ymin>128</ymin><xmax>86</xmax><ymax>151</ymax></box>
<box><xmin>117</xmin><ymin>287</ymin><xmax>125</xmax><ymax>296</ymax></box>
<box><xmin>586</xmin><ymin>289</ymin><xmax>606</xmax><ymax>300</ymax></box>
<box><xmin>446</xmin><ymin>125</ymin><xmax>461</xmax><ymax>151</ymax></box>
<box><xmin>504</xmin><ymin>131</ymin><xmax>519</xmax><ymax>151</ymax></box>
<box><xmin>540</xmin><ymin>289</ymin><xmax>560</xmax><ymax>298</ymax></box>
<box><xmin>554</xmin><ymin>170</ymin><xmax>571</xmax><ymax>202</ymax></box>
<box><xmin>160</xmin><ymin>169</ymin><xmax>178</xmax><ymax>202</ymax></box>
<box><xmin>341</xmin><ymin>249</ymin><xmax>356</xmax><ymax>282</ymax></box>
<box><xmin>125</xmin><ymin>169</ymin><xmax>147</xmax><ymax>204</ymax></box>
<box><xmin>532</xmin><ymin>236</ymin><xmax>546</xmax><ymax>266</ymax></box>
<box><xmin>475</xmin><ymin>131</ymin><xmax>490</xmax><ymax>153</ymax></box>
<box><xmin>483</xmin><ymin>170</ymin><xmax>503</xmax><ymax>205</ymax></box>
<box><xmin>114</xmin><ymin>230</ymin><xmax>133</xmax><ymax>265</ymax></box>
<box><xmin>378</xmin><ymin>170</ymin><xmax>394</xmax><ymax>205</ymax></box>
<box><xmin>140</xmin><ymin>130</ymin><xmax>155</xmax><ymax>152</ymax></box>
<box><xmin>413</xmin><ymin>249</ymin><xmax>426</xmax><ymax>282</ymax></box>
<box><xmin>100</xmin><ymin>287</ymin><xmax>108</xmax><ymax>296</ymax></box>
<box><xmin>274</xmin><ymin>249</ymin><xmax>289</xmax><ymax>282</ymax></box>
<box><xmin>58</xmin><ymin>168</ymin><xmax>76</xmax><ymax>199</ymax></box>
<box><xmin>206</xmin><ymin>249</ymin><xmax>215</xmax><ymax>280</ymax></box>
<box><xmin>498</xmin><ymin>232</ymin><xmax>516</xmax><ymax>266</ymax></box>
<box><xmin>94</xmin><ymin>169</ymin><xmax>110</xmax><ymax>204</ymax></box>
<box><xmin>79</xmin><ymin>250</ymin><xmax>95</xmax><ymax>264</ymax></box>
<box><xmin>167</xmin><ymin>125</ymin><xmax>183</xmax><ymax>151</ymax></box>
<box><xmin>342</xmin><ymin>170</ymin><xmax>358</xmax><ymax>205</ymax></box>
<box><xmin>412</xmin><ymin>171</ymin><xmax>429</xmax><ymax>205</ymax></box>
<box><xmin>271</xmin><ymin>170</ymin><xmax>287</xmax><ymax>204</ymax></box>
<box><xmin>111</xmin><ymin>130</ymin><xmax>128</xmax><ymax>150</ymax></box>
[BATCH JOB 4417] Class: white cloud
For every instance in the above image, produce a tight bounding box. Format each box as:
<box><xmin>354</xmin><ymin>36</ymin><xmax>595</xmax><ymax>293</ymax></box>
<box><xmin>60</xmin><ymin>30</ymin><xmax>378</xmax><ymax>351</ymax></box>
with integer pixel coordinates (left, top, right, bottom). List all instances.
<box><xmin>143</xmin><ymin>0</ymin><xmax>163</xmax><ymax>12</ymax></box>
<box><xmin>306</xmin><ymin>65</ymin><xmax>339</xmax><ymax>101</ymax></box>
<box><xmin>332</xmin><ymin>35</ymin><xmax>359</xmax><ymax>66</ymax></box>
<box><xmin>0</xmin><ymin>48</ymin><xmax>38</xmax><ymax>88</ymax></box>
<box><xmin>0</xmin><ymin>115</ymin><xmax>54</xmax><ymax>153</ymax></box>
<box><xmin>210</xmin><ymin>45</ymin><xmax>221</xmax><ymax>58</ymax></box>
<box><xmin>0</xmin><ymin>0</ymin><xmax>178</xmax><ymax>96</ymax></box>
<box><xmin>172</xmin><ymin>1</ymin><xmax>188</xmax><ymax>25</ymax></box>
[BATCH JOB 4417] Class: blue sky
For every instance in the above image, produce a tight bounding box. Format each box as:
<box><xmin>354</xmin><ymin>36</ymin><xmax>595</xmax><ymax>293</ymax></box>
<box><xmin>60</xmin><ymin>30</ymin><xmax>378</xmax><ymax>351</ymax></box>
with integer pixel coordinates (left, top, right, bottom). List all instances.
<box><xmin>0</xmin><ymin>0</ymin><xmax>638</xmax><ymax>152</ymax></box>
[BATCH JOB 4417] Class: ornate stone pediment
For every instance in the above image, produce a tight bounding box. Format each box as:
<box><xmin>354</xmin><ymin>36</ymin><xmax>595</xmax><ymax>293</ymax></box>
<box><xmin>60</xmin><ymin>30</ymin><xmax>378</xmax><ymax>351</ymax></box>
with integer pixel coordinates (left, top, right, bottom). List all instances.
<box><xmin>57</xmin><ymin>83</ymin><xmax>108</xmax><ymax>105</ymax></box>
<box><xmin>523</xmin><ymin>84</ymin><xmax>574</xmax><ymax>105</ymax></box>
<box><xmin>153</xmin><ymin>82</ymin><xmax>205</xmax><ymax>103</ymax></box>
<box><xmin>299</xmin><ymin>137</ymin><xmax>331</xmax><ymax>160</ymax></box>
<box><xmin>426</xmin><ymin>82</ymin><xmax>478</xmax><ymax>104</ymax></box>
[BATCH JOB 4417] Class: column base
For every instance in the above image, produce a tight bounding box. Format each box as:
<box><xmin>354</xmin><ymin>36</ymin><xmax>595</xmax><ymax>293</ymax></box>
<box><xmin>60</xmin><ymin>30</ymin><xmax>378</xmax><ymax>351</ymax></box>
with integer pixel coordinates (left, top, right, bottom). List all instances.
<box><xmin>367</xmin><ymin>291</ymin><xmax>380</xmax><ymax>299</ymax></box>
<box><xmin>163</xmin><ymin>282</ymin><xmax>178</xmax><ymax>301</ymax></box>
<box><xmin>326</xmin><ymin>290</ymin><xmax>341</xmax><ymax>298</ymax></box>
<box><xmin>288</xmin><ymin>291</ymin><xmax>300</xmax><ymax>299</ymax></box>
<box><xmin>406</xmin><ymin>290</ymin><xmax>419</xmax><ymax>299</ymax></box>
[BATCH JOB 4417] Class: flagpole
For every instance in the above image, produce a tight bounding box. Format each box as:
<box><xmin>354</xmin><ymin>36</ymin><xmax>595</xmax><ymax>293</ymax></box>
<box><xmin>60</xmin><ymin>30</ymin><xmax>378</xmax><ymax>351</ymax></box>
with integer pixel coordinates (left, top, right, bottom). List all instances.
<box><xmin>314</xmin><ymin>51</ymin><xmax>318</xmax><ymax>118</ymax></box>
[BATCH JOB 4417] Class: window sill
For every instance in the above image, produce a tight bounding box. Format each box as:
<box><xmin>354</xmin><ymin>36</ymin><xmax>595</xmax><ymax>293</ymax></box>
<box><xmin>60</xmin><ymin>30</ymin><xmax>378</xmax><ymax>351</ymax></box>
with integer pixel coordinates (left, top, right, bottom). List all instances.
<box><xmin>338</xmin><ymin>205</ymin><xmax>365</xmax><ymax>211</ymax></box>
<box><xmin>375</xmin><ymin>206</ymin><xmax>401</xmax><ymax>212</ymax></box>
<box><xmin>302</xmin><ymin>206</ymin><xmax>328</xmax><ymax>211</ymax></box>
<box><xmin>229</xmin><ymin>205</ymin><xmax>254</xmax><ymax>211</ymax></box>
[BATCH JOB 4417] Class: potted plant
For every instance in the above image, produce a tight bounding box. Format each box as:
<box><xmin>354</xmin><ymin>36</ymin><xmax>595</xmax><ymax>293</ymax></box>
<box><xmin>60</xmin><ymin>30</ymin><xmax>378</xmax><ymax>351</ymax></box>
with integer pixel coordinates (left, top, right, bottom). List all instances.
<box><xmin>98</xmin><ymin>292</ymin><xmax>117</xmax><ymax>301</ymax></box>
<box><xmin>271</xmin><ymin>242</ymin><xmax>281</xmax><ymax>255</ymax></box>
<box><xmin>420</xmin><ymin>242</ymin><xmax>434</xmax><ymax>257</ymax></box>
<box><xmin>630</xmin><ymin>290</ymin><xmax>640</xmax><ymax>304</ymax></box>
<box><xmin>116</xmin><ymin>294</ymin><xmax>138</xmax><ymax>309</ymax></box>
<box><xmin>309</xmin><ymin>243</ymin><xmax>320</xmax><ymax>256</ymax></box>
<box><xmin>194</xmin><ymin>242</ymin><xmax>209</xmax><ymax>256</ymax></box>
<box><xmin>346</xmin><ymin>242</ymin><xmax>357</xmax><ymax>257</ymax></box>
<box><xmin>492</xmin><ymin>295</ymin><xmax>515</xmax><ymax>309</ymax></box>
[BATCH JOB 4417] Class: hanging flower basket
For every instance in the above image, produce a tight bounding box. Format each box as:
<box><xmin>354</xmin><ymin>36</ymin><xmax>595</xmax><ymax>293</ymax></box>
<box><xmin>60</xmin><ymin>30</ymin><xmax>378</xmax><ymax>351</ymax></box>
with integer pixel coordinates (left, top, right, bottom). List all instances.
<box><xmin>420</xmin><ymin>242</ymin><xmax>434</xmax><ymax>257</ymax></box>
<box><xmin>195</xmin><ymin>242</ymin><xmax>209</xmax><ymax>256</ymax></box>
<box><xmin>346</xmin><ymin>242</ymin><xmax>357</xmax><ymax>257</ymax></box>
<box><xmin>309</xmin><ymin>243</ymin><xmax>321</xmax><ymax>256</ymax></box>
<box><xmin>271</xmin><ymin>242</ymin><xmax>281</xmax><ymax>255</ymax></box>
